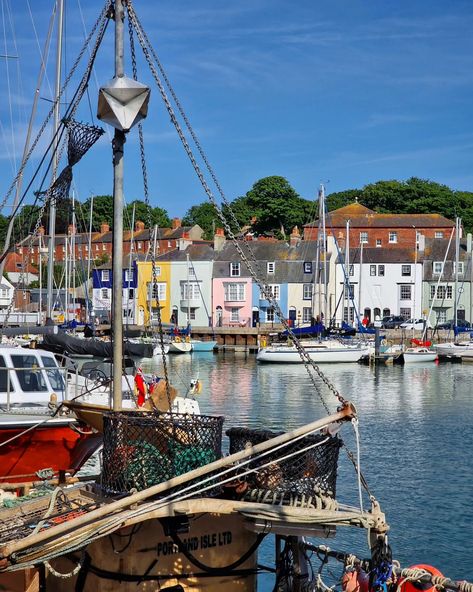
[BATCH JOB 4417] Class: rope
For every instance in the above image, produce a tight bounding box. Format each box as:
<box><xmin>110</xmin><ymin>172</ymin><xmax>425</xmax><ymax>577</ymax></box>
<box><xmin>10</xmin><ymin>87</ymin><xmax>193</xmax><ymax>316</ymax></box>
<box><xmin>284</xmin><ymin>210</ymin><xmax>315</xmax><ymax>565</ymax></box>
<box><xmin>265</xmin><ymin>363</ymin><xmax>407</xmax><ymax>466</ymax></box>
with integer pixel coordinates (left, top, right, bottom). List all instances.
<box><xmin>44</xmin><ymin>550</ymin><xmax>84</xmax><ymax>579</ymax></box>
<box><xmin>351</xmin><ymin>417</ymin><xmax>364</xmax><ymax>513</ymax></box>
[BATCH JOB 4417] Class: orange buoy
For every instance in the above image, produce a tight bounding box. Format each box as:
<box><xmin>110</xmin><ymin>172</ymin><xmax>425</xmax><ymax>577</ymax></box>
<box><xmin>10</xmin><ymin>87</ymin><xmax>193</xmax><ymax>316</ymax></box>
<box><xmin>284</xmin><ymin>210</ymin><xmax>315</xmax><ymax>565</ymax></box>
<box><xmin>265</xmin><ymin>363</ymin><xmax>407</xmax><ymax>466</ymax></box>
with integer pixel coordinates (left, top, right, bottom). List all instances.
<box><xmin>398</xmin><ymin>564</ymin><xmax>443</xmax><ymax>592</ymax></box>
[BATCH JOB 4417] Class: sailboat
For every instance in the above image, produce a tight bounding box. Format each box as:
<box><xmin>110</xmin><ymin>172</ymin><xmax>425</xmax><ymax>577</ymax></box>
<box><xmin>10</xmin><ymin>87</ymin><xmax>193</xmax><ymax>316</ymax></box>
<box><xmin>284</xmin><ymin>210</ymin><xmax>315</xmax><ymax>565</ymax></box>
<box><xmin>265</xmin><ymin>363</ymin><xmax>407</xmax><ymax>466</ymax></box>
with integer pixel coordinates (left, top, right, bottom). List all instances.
<box><xmin>0</xmin><ymin>3</ymin><xmax>469</xmax><ymax>592</ymax></box>
<box><xmin>257</xmin><ymin>185</ymin><xmax>369</xmax><ymax>364</ymax></box>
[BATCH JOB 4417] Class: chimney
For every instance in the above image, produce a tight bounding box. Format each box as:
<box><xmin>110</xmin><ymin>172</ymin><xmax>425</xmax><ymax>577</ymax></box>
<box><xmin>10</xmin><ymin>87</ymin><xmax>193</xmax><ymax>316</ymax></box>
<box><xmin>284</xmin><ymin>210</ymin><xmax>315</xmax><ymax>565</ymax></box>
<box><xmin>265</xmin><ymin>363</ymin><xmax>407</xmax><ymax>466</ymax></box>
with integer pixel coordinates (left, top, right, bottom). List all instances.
<box><xmin>417</xmin><ymin>233</ymin><xmax>425</xmax><ymax>253</ymax></box>
<box><xmin>172</xmin><ymin>217</ymin><xmax>181</xmax><ymax>230</ymax></box>
<box><xmin>135</xmin><ymin>220</ymin><xmax>145</xmax><ymax>232</ymax></box>
<box><xmin>214</xmin><ymin>227</ymin><xmax>226</xmax><ymax>251</ymax></box>
<box><xmin>100</xmin><ymin>222</ymin><xmax>110</xmax><ymax>233</ymax></box>
<box><xmin>290</xmin><ymin>226</ymin><xmax>301</xmax><ymax>247</ymax></box>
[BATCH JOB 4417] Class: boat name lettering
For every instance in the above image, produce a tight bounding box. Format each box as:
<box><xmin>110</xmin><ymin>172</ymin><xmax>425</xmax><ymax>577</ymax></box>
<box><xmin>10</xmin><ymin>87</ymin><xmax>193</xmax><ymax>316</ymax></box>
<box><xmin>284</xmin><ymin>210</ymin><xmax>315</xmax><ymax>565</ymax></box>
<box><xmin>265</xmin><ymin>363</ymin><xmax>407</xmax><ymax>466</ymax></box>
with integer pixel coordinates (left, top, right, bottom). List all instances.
<box><xmin>155</xmin><ymin>531</ymin><xmax>232</xmax><ymax>556</ymax></box>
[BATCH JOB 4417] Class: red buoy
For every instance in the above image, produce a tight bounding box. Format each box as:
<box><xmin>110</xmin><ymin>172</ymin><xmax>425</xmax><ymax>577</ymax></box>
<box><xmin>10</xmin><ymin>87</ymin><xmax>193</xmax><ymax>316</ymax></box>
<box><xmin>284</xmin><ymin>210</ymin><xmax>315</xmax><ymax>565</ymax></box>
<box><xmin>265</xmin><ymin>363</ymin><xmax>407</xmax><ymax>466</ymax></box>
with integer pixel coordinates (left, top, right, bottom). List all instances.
<box><xmin>398</xmin><ymin>564</ymin><xmax>443</xmax><ymax>592</ymax></box>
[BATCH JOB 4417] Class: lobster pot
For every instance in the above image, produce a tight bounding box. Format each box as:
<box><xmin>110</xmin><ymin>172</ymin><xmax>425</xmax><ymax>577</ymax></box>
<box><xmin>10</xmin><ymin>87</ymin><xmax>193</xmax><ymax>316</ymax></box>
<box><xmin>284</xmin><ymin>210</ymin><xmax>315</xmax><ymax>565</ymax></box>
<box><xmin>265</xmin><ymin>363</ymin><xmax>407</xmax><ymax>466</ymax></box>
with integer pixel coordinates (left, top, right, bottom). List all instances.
<box><xmin>226</xmin><ymin>427</ymin><xmax>342</xmax><ymax>502</ymax></box>
<box><xmin>101</xmin><ymin>412</ymin><xmax>225</xmax><ymax>495</ymax></box>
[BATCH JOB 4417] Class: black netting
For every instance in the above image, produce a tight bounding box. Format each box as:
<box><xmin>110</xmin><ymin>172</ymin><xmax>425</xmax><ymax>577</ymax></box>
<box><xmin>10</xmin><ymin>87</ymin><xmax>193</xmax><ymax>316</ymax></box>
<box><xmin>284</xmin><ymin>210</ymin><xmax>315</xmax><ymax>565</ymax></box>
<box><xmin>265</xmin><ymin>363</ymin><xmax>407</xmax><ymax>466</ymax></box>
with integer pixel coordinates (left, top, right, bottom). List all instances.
<box><xmin>101</xmin><ymin>412</ymin><xmax>225</xmax><ymax>495</ymax></box>
<box><xmin>35</xmin><ymin>165</ymin><xmax>72</xmax><ymax>204</ymax></box>
<box><xmin>66</xmin><ymin>119</ymin><xmax>105</xmax><ymax>166</ymax></box>
<box><xmin>226</xmin><ymin>427</ymin><xmax>342</xmax><ymax>502</ymax></box>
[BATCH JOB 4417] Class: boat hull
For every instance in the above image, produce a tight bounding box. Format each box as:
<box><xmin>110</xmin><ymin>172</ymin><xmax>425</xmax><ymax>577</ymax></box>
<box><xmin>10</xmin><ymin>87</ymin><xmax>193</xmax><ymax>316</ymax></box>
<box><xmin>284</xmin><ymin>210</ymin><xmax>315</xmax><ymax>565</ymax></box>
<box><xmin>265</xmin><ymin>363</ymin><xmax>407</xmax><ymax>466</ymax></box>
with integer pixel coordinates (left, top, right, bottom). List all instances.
<box><xmin>0</xmin><ymin>417</ymin><xmax>101</xmax><ymax>483</ymax></box>
<box><xmin>403</xmin><ymin>352</ymin><xmax>437</xmax><ymax>363</ymax></box>
<box><xmin>257</xmin><ymin>345</ymin><xmax>369</xmax><ymax>363</ymax></box>
<box><xmin>46</xmin><ymin>512</ymin><xmax>257</xmax><ymax>591</ymax></box>
<box><xmin>435</xmin><ymin>342</ymin><xmax>473</xmax><ymax>358</ymax></box>
<box><xmin>168</xmin><ymin>341</ymin><xmax>193</xmax><ymax>354</ymax></box>
<box><xmin>191</xmin><ymin>340</ymin><xmax>217</xmax><ymax>352</ymax></box>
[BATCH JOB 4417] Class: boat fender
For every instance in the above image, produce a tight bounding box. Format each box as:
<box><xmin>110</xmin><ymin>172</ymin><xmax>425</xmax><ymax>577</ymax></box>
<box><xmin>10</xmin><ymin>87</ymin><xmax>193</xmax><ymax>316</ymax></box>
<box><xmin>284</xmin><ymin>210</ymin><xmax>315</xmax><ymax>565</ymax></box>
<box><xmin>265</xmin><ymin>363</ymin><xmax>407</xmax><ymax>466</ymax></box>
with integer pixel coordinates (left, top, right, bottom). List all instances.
<box><xmin>260</xmin><ymin>338</ymin><xmax>267</xmax><ymax>348</ymax></box>
<box><xmin>342</xmin><ymin>568</ymin><xmax>369</xmax><ymax>592</ymax></box>
<box><xmin>175</xmin><ymin>336</ymin><xmax>181</xmax><ymax>343</ymax></box>
<box><xmin>397</xmin><ymin>565</ymin><xmax>444</xmax><ymax>592</ymax></box>
<box><xmin>194</xmin><ymin>379</ymin><xmax>202</xmax><ymax>394</ymax></box>
<box><xmin>185</xmin><ymin>336</ymin><xmax>190</xmax><ymax>343</ymax></box>
<box><xmin>381</xmin><ymin>339</ymin><xmax>387</xmax><ymax>347</ymax></box>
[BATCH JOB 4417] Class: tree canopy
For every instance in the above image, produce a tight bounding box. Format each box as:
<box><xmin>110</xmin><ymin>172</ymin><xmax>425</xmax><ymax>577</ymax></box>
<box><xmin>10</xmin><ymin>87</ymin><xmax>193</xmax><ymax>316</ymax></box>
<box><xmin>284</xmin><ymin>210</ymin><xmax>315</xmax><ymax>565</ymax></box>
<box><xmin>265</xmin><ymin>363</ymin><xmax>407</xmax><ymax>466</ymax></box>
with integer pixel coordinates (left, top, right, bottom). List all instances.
<box><xmin>182</xmin><ymin>176</ymin><xmax>315</xmax><ymax>239</ymax></box>
<box><xmin>326</xmin><ymin>178</ymin><xmax>473</xmax><ymax>233</ymax></box>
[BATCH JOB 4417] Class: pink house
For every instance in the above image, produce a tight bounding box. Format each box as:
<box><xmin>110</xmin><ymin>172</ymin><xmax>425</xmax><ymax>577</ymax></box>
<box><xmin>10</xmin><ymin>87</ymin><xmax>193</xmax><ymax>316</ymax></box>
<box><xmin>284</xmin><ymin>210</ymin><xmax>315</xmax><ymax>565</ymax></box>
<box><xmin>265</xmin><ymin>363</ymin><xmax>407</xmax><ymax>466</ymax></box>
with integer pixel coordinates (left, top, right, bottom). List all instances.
<box><xmin>212</xmin><ymin>244</ymin><xmax>253</xmax><ymax>327</ymax></box>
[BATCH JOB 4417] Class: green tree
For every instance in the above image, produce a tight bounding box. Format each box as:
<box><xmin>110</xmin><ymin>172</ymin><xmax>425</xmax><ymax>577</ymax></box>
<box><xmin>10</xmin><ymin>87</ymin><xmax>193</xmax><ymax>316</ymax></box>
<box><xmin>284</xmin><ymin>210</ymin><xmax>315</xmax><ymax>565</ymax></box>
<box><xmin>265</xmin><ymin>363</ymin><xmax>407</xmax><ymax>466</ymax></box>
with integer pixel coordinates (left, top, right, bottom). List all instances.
<box><xmin>182</xmin><ymin>202</ymin><xmax>220</xmax><ymax>240</ymax></box>
<box><xmin>325</xmin><ymin>189</ymin><xmax>362</xmax><ymax>212</ymax></box>
<box><xmin>243</xmin><ymin>176</ymin><xmax>313</xmax><ymax>238</ymax></box>
<box><xmin>80</xmin><ymin>195</ymin><xmax>114</xmax><ymax>231</ymax></box>
<box><xmin>124</xmin><ymin>200</ymin><xmax>170</xmax><ymax>228</ymax></box>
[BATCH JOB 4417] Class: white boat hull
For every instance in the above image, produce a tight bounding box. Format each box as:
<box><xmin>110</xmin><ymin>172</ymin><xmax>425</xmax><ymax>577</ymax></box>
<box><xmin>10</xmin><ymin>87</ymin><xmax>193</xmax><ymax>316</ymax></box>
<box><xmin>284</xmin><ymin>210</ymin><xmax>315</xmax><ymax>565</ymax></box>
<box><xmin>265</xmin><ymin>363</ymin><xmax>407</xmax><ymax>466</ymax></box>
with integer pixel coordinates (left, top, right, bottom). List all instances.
<box><xmin>403</xmin><ymin>351</ymin><xmax>437</xmax><ymax>363</ymax></box>
<box><xmin>435</xmin><ymin>342</ymin><xmax>473</xmax><ymax>358</ymax></box>
<box><xmin>168</xmin><ymin>340</ymin><xmax>192</xmax><ymax>354</ymax></box>
<box><xmin>257</xmin><ymin>344</ymin><xmax>369</xmax><ymax>363</ymax></box>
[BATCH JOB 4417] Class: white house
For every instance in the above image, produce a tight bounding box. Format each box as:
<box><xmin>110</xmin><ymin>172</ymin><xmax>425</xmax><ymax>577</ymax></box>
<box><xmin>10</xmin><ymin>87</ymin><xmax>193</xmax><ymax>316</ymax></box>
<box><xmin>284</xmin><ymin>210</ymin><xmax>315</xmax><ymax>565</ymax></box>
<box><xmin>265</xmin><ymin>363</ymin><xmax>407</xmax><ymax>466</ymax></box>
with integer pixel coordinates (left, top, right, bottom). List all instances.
<box><xmin>334</xmin><ymin>247</ymin><xmax>423</xmax><ymax>325</ymax></box>
<box><xmin>0</xmin><ymin>276</ymin><xmax>15</xmax><ymax>309</ymax></box>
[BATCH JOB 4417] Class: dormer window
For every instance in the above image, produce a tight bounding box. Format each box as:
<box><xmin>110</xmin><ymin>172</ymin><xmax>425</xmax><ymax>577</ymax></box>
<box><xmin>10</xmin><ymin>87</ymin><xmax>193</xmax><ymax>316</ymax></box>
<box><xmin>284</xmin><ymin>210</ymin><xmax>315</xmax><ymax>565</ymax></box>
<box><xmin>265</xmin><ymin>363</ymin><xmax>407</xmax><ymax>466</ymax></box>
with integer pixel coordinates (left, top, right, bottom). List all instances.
<box><xmin>303</xmin><ymin>262</ymin><xmax>312</xmax><ymax>273</ymax></box>
<box><xmin>454</xmin><ymin>262</ymin><xmax>464</xmax><ymax>275</ymax></box>
<box><xmin>230</xmin><ymin>262</ymin><xmax>240</xmax><ymax>277</ymax></box>
<box><xmin>267</xmin><ymin>262</ymin><xmax>275</xmax><ymax>274</ymax></box>
<box><xmin>433</xmin><ymin>261</ymin><xmax>444</xmax><ymax>275</ymax></box>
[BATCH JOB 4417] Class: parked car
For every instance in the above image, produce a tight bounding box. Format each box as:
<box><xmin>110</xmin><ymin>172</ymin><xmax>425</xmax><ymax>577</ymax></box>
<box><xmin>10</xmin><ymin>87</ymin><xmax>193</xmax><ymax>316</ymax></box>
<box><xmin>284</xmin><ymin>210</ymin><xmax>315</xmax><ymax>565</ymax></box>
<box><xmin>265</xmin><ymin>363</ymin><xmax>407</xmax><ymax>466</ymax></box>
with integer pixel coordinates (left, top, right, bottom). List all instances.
<box><xmin>436</xmin><ymin>319</ymin><xmax>471</xmax><ymax>330</ymax></box>
<box><xmin>400</xmin><ymin>318</ymin><xmax>431</xmax><ymax>330</ymax></box>
<box><xmin>381</xmin><ymin>315</ymin><xmax>405</xmax><ymax>329</ymax></box>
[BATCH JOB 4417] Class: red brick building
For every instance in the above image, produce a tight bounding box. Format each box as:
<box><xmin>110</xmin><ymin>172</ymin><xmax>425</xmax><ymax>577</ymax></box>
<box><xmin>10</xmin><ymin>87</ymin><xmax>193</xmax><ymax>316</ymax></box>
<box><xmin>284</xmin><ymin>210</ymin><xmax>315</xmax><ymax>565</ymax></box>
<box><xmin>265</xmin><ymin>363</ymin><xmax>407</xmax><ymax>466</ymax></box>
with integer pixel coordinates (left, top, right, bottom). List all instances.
<box><xmin>303</xmin><ymin>203</ymin><xmax>456</xmax><ymax>249</ymax></box>
<box><xmin>17</xmin><ymin>218</ymin><xmax>204</xmax><ymax>266</ymax></box>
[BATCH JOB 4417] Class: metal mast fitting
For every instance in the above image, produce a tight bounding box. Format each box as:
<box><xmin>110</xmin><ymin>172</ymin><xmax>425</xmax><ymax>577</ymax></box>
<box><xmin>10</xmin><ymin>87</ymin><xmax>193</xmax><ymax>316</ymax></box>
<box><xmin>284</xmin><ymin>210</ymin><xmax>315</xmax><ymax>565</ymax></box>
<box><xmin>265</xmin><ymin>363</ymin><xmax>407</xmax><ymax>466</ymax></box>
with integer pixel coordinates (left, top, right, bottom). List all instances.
<box><xmin>97</xmin><ymin>0</ymin><xmax>150</xmax><ymax>411</ymax></box>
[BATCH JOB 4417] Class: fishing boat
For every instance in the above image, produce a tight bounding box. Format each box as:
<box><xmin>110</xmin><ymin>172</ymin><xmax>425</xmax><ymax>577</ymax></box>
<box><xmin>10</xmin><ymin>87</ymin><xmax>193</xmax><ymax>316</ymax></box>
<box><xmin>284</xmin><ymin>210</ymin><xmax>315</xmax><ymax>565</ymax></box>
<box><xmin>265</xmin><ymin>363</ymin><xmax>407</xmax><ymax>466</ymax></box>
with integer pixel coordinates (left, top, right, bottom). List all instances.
<box><xmin>0</xmin><ymin>346</ymin><xmax>102</xmax><ymax>483</ymax></box>
<box><xmin>0</xmin><ymin>3</ymin><xmax>469</xmax><ymax>592</ymax></box>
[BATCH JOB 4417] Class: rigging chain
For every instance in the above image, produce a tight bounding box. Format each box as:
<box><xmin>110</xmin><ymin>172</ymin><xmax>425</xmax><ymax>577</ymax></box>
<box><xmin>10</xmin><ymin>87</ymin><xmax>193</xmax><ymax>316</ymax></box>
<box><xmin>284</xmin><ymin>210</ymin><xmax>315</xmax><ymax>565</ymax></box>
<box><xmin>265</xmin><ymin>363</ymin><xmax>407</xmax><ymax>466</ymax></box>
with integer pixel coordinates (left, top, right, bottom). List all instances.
<box><xmin>127</xmin><ymin>1</ymin><xmax>349</xmax><ymax>414</ymax></box>
<box><xmin>126</xmin><ymin>9</ymin><xmax>172</xmax><ymax>408</ymax></box>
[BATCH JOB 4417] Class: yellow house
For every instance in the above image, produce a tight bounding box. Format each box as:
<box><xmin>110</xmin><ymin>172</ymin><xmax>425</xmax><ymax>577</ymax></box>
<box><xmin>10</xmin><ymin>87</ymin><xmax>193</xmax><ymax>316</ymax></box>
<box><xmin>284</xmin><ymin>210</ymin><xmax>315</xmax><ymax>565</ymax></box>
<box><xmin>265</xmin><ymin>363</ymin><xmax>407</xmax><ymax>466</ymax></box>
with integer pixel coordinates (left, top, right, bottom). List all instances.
<box><xmin>135</xmin><ymin>260</ymin><xmax>171</xmax><ymax>326</ymax></box>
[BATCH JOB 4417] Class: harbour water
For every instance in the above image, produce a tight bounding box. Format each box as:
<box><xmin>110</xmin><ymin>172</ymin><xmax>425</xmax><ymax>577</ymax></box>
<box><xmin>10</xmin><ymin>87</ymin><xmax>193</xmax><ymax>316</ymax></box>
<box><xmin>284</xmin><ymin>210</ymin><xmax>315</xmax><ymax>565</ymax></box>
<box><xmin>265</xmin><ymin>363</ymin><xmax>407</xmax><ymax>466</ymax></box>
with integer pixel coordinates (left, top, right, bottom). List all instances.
<box><xmin>139</xmin><ymin>353</ymin><xmax>473</xmax><ymax>585</ymax></box>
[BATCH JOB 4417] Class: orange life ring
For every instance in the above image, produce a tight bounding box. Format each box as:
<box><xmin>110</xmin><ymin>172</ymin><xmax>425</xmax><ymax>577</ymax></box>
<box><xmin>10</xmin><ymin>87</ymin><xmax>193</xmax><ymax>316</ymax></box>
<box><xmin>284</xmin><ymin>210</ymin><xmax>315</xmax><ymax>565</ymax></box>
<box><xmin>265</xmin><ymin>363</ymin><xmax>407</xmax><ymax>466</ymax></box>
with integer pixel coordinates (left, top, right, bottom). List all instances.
<box><xmin>398</xmin><ymin>565</ymin><xmax>443</xmax><ymax>592</ymax></box>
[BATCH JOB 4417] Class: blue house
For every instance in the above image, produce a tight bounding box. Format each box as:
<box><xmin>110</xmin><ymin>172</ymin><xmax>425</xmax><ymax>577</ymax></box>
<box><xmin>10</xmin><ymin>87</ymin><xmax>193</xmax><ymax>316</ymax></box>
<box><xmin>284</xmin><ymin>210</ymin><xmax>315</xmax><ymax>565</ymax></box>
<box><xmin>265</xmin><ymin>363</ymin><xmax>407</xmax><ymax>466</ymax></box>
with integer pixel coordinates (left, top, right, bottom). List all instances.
<box><xmin>91</xmin><ymin>258</ymin><xmax>139</xmax><ymax>323</ymax></box>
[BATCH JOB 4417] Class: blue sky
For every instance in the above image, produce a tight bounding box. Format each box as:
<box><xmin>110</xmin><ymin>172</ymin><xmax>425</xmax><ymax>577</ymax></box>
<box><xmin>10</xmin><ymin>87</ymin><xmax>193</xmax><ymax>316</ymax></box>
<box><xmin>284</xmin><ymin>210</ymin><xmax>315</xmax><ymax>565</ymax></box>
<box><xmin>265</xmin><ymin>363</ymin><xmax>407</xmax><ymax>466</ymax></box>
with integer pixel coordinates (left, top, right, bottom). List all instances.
<box><xmin>1</xmin><ymin>0</ymin><xmax>472</xmax><ymax>221</ymax></box>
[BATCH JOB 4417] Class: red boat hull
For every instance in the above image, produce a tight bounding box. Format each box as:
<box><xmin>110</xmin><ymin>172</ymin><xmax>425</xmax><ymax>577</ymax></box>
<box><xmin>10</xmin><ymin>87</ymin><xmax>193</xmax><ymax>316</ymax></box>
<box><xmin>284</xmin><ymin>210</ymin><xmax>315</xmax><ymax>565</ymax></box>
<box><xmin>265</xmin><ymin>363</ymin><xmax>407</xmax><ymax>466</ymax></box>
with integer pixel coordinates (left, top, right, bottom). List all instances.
<box><xmin>0</xmin><ymin>420</ymin><xmax>102</xmax><ymax>483</ymax></box>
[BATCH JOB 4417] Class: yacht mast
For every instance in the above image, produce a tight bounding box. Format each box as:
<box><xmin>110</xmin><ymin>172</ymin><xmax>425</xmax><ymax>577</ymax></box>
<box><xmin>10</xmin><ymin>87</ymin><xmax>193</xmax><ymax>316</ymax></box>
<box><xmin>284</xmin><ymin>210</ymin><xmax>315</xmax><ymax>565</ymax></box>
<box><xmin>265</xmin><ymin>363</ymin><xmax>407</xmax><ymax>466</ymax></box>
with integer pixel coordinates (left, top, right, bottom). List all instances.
<box><xmin>46</xmin><ymin>0</ymin><xmax>64</xmax><ymax>321</ymax></box>
<box><xmin>454</xmin><ymin>217</ymin><xmax>461</xmax><ymax>329</ymax></box>
<box><xmin>321</xmin><ymin>184</ymin><xmax>328</xmax><ymax>324</ymax></box>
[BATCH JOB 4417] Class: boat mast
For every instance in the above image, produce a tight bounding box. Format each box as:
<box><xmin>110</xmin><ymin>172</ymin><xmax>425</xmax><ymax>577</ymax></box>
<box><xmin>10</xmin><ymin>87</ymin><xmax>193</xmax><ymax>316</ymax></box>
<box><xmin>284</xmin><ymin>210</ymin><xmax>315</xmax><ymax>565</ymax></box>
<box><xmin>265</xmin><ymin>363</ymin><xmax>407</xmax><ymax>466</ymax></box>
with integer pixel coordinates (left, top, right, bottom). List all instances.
<box><xmin>186</xmin><ymin>252</ymin><xmax>190</xmax><ymax>327</ymax></box>
<box><xmin>85</xmin><ymin>194</ymin><xmax>94</xmax><ymax>322</ymax></box>
<box><xmin>345</xmin><ymin>220</ymin><xmax>350</xmax><ymax>325</ymax></box>
<box><xmin>454</xmin><ymin>217</ymin><xmax>460</xmax><ymax>329</ymax></box>
<box><xmin>46</xmin><ymin>0</ymin><xmax>65</xmax><ymax>321</ymax></box>
<box><xmin>321</xmin><ymin>184</ymin><xmax>328</xmax><ymax>325</ymax></box>
<box><xmin>111</xmin><ymin>0</ymin><xmax>126</xmax><ymax>411</ymax></box>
